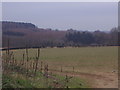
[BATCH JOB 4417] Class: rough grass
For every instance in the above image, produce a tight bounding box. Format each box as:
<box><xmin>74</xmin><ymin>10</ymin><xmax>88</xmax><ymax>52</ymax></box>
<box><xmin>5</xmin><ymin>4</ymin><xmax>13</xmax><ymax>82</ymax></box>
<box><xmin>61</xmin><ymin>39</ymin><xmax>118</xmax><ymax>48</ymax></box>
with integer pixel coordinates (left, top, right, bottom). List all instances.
<box><xmin>2</xmin><ymin>46</ymin><xmax>118</xmax><ymax>88</ymax></box>
<box><xmin>2</xmin><ymin>74</ymin><xmax>34</xmax><ymax>88</ymax></box>
<box><xmin>3</xmin><ymin>70</ymin><xmax>87</xmax><ymax>88</ymax></box>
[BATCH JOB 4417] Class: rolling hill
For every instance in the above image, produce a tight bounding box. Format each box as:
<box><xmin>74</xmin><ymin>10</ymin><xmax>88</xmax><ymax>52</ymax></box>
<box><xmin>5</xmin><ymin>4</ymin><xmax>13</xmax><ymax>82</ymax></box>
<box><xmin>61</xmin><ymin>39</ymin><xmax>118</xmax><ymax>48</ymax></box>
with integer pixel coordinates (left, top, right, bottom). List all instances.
<box><xmin>2</xmin><ymin>21</ymin><xmax>67</xmax><ymax>48</ymax></box>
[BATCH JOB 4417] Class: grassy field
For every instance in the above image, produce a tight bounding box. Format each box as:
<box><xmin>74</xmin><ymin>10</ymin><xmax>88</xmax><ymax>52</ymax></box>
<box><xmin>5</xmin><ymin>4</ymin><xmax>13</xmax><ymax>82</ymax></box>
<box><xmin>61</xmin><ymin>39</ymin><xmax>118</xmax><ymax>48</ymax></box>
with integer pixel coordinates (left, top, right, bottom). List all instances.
<box><xmin>2</xmin><ymin>46</ymin><xmax>118</xmax><ymax>88</ymax></box>
<box><xmin>11</xmin><ymin>46</ymin><xmax>118</xmax><ymax>73</ymax></box>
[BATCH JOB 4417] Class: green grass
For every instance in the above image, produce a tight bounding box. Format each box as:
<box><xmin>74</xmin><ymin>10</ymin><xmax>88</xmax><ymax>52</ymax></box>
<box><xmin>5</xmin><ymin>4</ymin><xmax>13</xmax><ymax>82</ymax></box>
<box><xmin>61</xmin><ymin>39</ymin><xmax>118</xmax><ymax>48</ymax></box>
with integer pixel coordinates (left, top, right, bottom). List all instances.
<box><xmin>3</xmin><ymin>70</ymin><xmax>88</xmax><ymax>88</ymax></box>
<box><xmin>54</xmin><ymin>74</ymin><xmax>90</xmax><ymax>88</ymax></box>
<box><xmin>2</xmin><ymin>46</ymin><xmax>118</xmax><ymax>88</ymax></box>
<box><xmin>2</xmin><ymin>74</ymin><xmax>34</xmax><ymax>88</ymax></box>
<box><xmin>10</xmin><ymin>46</ymin><xmax>118</xmax><ymax>73</ymax></box>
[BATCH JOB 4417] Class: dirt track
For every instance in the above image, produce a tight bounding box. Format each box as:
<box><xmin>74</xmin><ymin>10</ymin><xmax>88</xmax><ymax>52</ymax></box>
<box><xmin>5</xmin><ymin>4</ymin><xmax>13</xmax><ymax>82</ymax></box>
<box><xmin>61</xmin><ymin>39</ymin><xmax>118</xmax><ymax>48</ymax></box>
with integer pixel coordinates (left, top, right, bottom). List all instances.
<box><xmin>49</xmin><ymin>69</ymin><xmax>118</xmax><ymax>88</ymax></box>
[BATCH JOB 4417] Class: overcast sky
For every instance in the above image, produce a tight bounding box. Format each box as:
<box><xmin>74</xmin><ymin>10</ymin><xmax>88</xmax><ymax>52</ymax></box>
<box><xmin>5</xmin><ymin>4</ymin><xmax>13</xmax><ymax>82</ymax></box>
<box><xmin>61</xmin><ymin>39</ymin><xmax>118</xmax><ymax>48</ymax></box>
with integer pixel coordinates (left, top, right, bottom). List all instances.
<box><xmin>2</xmin><ymin>2</ymin><xmax>118</xmax><ymax>31</ymax></box>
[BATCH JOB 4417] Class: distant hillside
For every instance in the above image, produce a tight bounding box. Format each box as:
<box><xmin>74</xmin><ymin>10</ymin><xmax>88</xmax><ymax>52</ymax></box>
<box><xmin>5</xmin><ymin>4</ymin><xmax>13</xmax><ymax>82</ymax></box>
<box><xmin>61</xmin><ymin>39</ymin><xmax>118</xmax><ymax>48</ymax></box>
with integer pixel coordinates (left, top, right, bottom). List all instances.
<box><xmin>2</xmin><ymin>21</ymin><xmax>37</xmax><ymax>30</ymax></box>
<box><xmin>2</xmin><ymin>21</ymin><xmax>119</xmax><ymax>49</ymax></box>
<box><xmin>2</xmin><ymin>21</ymin><xmax>67</xmax><ymax>48</ymax></box>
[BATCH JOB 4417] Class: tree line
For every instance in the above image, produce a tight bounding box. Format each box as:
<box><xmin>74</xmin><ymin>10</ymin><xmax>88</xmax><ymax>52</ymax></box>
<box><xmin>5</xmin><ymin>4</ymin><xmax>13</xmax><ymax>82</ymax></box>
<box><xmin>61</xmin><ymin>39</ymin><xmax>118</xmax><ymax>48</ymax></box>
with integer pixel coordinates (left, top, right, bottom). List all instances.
<box><xmin>2</xmin><ymin>21</ymin><xmax>119</xmax><ymax>49</ymax></box>
<box><xmin>65</xmin><ymin>28</ymin><xmax>118</xmax><ymax>47</ymax></box>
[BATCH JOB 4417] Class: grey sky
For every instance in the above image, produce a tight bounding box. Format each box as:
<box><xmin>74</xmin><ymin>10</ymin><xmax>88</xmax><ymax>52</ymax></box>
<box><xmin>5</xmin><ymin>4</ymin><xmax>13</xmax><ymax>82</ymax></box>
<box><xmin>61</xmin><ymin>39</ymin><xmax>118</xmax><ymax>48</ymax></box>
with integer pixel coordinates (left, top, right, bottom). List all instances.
<box><xmin>2</xmin><ymin>2</ymin><xmax>118</xmax><ymax>31</ymax></box>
